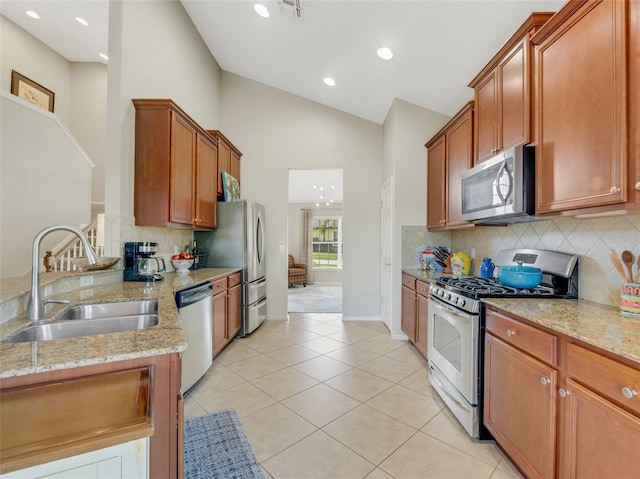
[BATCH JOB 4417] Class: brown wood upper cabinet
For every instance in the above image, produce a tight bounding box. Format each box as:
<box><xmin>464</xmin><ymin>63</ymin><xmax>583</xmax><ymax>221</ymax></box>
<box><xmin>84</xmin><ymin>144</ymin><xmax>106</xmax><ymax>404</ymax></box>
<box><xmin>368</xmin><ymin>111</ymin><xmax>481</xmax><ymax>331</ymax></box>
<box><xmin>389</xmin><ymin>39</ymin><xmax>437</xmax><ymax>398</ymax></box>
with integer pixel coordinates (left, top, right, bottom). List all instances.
<box><xmin>133</xmin><ymin>99</ymin><xmax>218</xmax><ymax>230</ymax></box>
<box><xmin>532</xmin><ymin>0</ymin><xmax>640</xmax><ymax>216</ymax></box>
<box><xmin>469</xmin><ymin>13</ymin><xmax>553</xmax><ymax>165</ymax></box>
<box><xmin>208</xmin><ymin>130</ymin><xmax>242</xmax><ymax>198</ymax></box>
<box><xmin>425</xmin><ymin>102</ymin><xmax>474</xmax><ymax>230</ymax></box>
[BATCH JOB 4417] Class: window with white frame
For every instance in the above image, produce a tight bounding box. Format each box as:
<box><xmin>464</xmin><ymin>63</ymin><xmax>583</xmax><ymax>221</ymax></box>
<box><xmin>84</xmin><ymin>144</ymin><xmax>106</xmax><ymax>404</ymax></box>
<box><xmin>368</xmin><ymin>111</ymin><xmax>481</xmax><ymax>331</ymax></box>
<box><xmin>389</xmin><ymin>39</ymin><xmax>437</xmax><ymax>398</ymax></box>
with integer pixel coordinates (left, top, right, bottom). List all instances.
<box><xmin>312</xmin><ymin>216</ymin><xmax>343</xmax><ymax>268</ymax></box>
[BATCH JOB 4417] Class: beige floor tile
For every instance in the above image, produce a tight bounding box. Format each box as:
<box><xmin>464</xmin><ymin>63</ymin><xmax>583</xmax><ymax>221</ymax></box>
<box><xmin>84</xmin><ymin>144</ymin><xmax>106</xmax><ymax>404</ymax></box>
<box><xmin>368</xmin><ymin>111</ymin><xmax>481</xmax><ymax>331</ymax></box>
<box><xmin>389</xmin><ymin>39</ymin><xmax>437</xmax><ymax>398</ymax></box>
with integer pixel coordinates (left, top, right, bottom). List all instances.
<box><xmin>225</xmin><ymin>354</ymin><xmax>287</xmax><ymax>380</ymax></box>
<box><xmin>299</xmin><ymin>336</ymin><xmax>347</xmax><ymax>354</ymax></box>
<box><xmin>266</xmin><ymin>344</ymin><xmax>320</xmax><ymax>366</ymax></box>
<box><xmin>496</xmin><ymin>453</ymin><xmax>526</xmax><ymax>478</ymax></box>
<box><xmin>195</xmin><ymin>381</ymin><xmax>276</xmax><ymax>418</ymax></box>
<box><xmin>240</xmin><ymin>403</ymin><xmax>316</xmax><ymax>462</ymax></box>
<box><xmin>490</xmin><ymin>467</ymin><xmax>523</xmax><ymax>479</ymax></box>
<box><xmin>398</xmin><ymin>368</ymin><xmax>443</xmax><ymax>400</ymax></box>
<box><xmin>292</xmin><ymin>355</ymin><xmax>353</xmax><ymax>381</ymax></box>
<box><xmin>358</xmin><ymin>355</ymin><xmax>422</xmax><ymax>383</ymax></box>
<box><xmin>325</xmin><ymin>345</ymin><xmax>381</xmax><ymax>366</ymax></box>
<box><xmin>216</xmin><ymin>341</ymin><xmax>263</xmax><ymax>365</ymax></box>
<box><xmin>379</xmin><ymin>431</ymin><xmax>495</xmax><ymax>479</ymax></box>
<box><xmin>262</xmin><ymin>430</ymin><xmax>375</xmax><ymax>479</ymax></box>
<box><xmin>325</xmin><ymin>328</ymin><xmax>381</xmax><ymax>345</ymax></box>
<box><xmin>364</xmin><ymin>468</ymin><xmax>394</xmax><ymax>479</ymax></box>
<box><xmin>241</xmin><ymin>335</ymin><xmax>295</xmax><ymax>354</ymax></box>
<box><xmin>183</xmin><ymin>396</ymin><xmax>207</xmax><ymax>419</ymax></box>
<box><xmin>323</xmin><ymin>404</ymin><xmax>416</xmax><ymax>465</ymax></box>
<box><xmin>261</xmin><ymin>466</ymin><xmax>275</xmax><ymax>479</ymax></box>
<box><xmin>251</xmin><ymin>367</ymin><xmax>319</xmax><ymax>401</ymax></box>
<box><xmin>422</xmin><ymin>408</ymin><xmax>503</xmax><ymax>467</ymax></box>
<box><xmin>366</xmin><ymin>384</ymin><xmax>444</xmax><ymax>429</ymax></box>
<box><xmin>325</xmin><ymin>368</ymin><xmax>394</xmax><ymax>402</ymax></box>
<box><xmin>186</xmin><ymin>363</ymin><xmax>245</xmax><ymax>400</ymax></box>
<box><xmin>282</xmin><ymin>383</ymin><xmax>360</xmax><ymax>427</ymax></box>
<box><xmin>275</xmin><ymin>327</ymin><xmax>322</xmax><ymax>344</ymax></box>
<box><xmin>312</xmin><ymin>313</ymin><xmax>343</xmax><ymax>323</ymax></box>
<box><xmin>354</xmin><ymin>335</ymin><xmax>406</xmax><ymax>355</ymax></box>
<box><xmin>359</xmin><ymin>321</ymin><xmax>391</xmax><ymax>334</ymax></box>
<box><xmin>384</xmin><ymin>344</ymin><xmax>428</xmax><ymax>368</ymax></box>
<box><xmin>303</xmin><ymin>322</ymin><xmax>345</xmax><ymax>336</ymax></box>
<box><xmin>287</xmin><ymin>316</ymin><xmax>323</xmax><ymax>329</ymax></box>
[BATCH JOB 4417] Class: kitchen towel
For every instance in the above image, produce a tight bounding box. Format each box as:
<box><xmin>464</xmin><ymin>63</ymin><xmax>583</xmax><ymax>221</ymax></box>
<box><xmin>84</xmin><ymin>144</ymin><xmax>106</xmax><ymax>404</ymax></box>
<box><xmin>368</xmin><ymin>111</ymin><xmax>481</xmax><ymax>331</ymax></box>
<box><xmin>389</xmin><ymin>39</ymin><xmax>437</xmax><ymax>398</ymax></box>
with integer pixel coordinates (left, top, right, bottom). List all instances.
<box><xmin>184</xmin><ymin>409</ymin><xmax>263</xmax><ymax>479</ymax></box>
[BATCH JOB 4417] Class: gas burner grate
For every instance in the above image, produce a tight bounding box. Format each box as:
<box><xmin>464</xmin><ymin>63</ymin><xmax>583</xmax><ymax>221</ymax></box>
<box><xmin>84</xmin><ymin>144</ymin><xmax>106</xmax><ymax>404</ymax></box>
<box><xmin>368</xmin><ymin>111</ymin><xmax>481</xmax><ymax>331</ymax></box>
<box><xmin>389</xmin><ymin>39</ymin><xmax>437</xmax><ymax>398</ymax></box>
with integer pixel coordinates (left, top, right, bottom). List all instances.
<box><xmin>437</xmin><ymin>276</ymin><xmax>556</xmax><ymax>297</ymax></box>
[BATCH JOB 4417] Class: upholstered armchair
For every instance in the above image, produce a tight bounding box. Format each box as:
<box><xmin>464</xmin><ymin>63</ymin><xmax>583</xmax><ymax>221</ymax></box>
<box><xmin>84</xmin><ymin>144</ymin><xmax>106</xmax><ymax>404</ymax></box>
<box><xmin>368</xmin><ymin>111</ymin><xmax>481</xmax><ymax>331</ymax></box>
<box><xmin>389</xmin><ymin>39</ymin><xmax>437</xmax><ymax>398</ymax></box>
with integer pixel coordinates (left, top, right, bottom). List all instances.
<box><xmin>288</xmin><ymin>254</ymin><xmax>308</xmax><ymax>287</ymax></box>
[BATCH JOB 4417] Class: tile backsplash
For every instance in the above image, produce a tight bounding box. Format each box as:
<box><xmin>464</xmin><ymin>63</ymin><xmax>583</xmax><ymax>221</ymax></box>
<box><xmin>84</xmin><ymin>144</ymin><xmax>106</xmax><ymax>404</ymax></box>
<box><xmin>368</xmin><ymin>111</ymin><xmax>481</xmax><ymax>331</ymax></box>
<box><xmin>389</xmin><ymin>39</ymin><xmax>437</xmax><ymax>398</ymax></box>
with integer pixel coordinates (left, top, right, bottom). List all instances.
<box><xmin>403</xmin><ymin>212</ymin><xmax>640</xmax><ymax>308</ymax></box>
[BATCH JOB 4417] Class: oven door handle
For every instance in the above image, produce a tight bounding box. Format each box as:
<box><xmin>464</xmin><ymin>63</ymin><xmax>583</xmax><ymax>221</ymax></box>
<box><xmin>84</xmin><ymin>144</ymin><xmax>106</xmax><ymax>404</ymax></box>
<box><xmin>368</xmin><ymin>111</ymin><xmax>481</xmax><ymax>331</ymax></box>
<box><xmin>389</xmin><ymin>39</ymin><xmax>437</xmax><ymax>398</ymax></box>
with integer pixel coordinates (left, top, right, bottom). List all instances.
<box><xmin>429</xmin><ymin>366</ymin><xmax>472</xmax><ymax>413</ymax></box>
<box><xmin>430</xmin><ymin>297</ymin><xmax>472</xmax><ymax>321</ymax></box>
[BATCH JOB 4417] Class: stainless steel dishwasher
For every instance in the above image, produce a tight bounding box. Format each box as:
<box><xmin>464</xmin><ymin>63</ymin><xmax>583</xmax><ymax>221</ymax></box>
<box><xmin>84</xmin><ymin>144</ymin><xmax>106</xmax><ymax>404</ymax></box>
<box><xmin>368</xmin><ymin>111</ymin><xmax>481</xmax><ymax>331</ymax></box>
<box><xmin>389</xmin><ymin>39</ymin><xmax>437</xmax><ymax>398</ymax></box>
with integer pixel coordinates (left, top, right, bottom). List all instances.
<box><xmin>174</xmin><ymin>281</ymin><xmax>213</xmax><ymax>393</ymax></box>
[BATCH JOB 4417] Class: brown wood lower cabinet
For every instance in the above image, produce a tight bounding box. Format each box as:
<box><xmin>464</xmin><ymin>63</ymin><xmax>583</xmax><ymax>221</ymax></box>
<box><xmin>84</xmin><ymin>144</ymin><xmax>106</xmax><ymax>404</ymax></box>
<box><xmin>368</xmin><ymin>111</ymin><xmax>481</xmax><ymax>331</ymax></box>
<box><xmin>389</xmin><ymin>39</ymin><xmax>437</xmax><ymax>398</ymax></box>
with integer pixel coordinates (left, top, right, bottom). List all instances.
<box><xmin>484</xmin><ymin>333</ymin><xmax>557</xmax><ymax>479</ymax></box>
<box><xmin>212</xmin><ymin>272</ymin><xmax>242</xmax><ymax>357</ymax></box>
<box><xmin>485</xmin><ymin>306</ymin><xmax>640</xmax><ymax>478</ymax></box>
<box><xmin>0</xmin><ymin>354</ymin><xmax>182</xmax><ymax>478</ymax></box>
<box><xmin>400</xmin><ymin>274</ymin><xmax>428</xmax><ymax>359</ymax></box>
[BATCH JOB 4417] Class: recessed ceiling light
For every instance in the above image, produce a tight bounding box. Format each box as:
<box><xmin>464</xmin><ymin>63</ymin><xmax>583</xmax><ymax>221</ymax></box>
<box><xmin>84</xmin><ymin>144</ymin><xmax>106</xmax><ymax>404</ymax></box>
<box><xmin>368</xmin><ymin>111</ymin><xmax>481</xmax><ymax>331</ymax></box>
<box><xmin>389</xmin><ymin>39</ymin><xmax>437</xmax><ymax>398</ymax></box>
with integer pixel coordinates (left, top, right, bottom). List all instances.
<box><xmin>323</xmin><ymin>77</ymin><xmax>336</xmax><ymax>87</ymax></box>
<box><xmin>75</xmin><ymin>16</ymin><xmax>89</xmax><ymax>26</ymax></box>
<box><xmin>26</xmin><ymin>10</ymin><xmax>40</xmax><ymax>19</ymax></box>
<box><xmin>377</xmin><ymin>47</ymin><xmax>393</xmax><ymax>60</ymax></box>
<box><xmin>99</xmin><ymin>53</ymin><xmax>109</xmax><ymax>61</ymax></box>
<box><xmin>254</xmin><ymin>4</ymin><xmax>269</xmax><ymax>18</ymax></box>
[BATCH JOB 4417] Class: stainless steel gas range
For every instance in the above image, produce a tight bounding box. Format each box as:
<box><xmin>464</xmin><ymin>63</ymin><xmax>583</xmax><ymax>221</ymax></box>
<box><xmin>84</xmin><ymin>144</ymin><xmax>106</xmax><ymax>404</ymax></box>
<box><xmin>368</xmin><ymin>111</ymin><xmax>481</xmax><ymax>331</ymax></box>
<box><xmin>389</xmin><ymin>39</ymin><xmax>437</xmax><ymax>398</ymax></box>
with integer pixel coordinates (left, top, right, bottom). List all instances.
<box><xmin>427</xmin><ymin>248</ymin><xmax>579</xmax><ymax>439</ymax></box>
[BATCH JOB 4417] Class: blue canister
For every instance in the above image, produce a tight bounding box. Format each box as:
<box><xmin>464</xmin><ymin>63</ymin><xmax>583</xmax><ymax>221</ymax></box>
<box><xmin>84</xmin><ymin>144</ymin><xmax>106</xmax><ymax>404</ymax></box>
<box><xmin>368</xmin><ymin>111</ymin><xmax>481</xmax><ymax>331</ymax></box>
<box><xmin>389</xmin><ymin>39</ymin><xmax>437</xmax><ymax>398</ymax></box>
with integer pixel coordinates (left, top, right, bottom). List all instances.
<box><xmin>480</xmin><ymin>258</ymin><xmax>495</xmax><ymax>279</ymax></box>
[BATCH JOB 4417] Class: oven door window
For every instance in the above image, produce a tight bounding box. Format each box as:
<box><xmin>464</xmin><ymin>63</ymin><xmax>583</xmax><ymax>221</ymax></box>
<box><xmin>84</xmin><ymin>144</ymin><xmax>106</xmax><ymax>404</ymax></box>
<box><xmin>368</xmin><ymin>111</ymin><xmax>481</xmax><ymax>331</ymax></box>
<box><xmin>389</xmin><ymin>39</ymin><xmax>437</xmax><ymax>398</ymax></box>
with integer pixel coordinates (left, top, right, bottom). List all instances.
<box><xmin>432</xmin><ymin>310</ymin><xmax>463</xmax><ymax>373</ymax></box>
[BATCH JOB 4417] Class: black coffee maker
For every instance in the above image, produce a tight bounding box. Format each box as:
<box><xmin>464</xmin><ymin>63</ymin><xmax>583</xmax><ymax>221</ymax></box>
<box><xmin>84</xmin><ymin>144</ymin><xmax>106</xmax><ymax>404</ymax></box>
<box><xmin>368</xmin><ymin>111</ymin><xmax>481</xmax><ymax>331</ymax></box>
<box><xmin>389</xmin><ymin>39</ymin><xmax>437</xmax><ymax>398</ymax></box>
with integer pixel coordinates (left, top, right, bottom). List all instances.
<box><xmin>124</xmin><ymin>242</ymin><xmax>166</xmax><ymax>282</ymax></box>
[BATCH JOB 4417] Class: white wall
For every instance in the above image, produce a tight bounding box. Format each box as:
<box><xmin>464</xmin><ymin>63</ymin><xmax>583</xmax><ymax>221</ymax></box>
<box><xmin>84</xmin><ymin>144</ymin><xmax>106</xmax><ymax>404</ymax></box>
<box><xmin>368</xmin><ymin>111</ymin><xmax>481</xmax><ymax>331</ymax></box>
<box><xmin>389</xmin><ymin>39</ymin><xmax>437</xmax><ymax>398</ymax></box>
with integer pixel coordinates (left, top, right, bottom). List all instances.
<box><xmin>220</xmin><ymin>72</ymin><xmax>383</xmax><ymax>320</ymax></box>
<box><xmin>0</xmin><ymin>15</ymin><xmax>72</xmax><ymax>123</ymax></box>
<box><xmin>0</xmin><ymin>93</ymin><xmax>93</xmax><ymax>277</ymax></box>
<box><xmin>104</xmin><ymin>0</ymin><xmax>223</xmax><ymax>261</ymax></box>
<box><xmin>383</xmin><ymin>99</ymin><xmax>450</xmax><ymax>336</ymax></box>
<box><xmin>70</xmin><ymin>62</ymin><xmax>108</xmax><ymax>212</ymax></box>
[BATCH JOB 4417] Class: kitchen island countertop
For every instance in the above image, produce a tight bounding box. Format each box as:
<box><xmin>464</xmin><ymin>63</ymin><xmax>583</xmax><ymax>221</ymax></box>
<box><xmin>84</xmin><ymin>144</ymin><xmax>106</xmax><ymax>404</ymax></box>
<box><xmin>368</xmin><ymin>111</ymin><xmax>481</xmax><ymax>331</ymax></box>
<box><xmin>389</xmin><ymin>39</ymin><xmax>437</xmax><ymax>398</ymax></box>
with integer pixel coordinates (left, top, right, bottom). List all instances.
<box><xmin>0</xmin><ymin>268</ymin><xmax>240</xmax><ymax>379</ymax></box>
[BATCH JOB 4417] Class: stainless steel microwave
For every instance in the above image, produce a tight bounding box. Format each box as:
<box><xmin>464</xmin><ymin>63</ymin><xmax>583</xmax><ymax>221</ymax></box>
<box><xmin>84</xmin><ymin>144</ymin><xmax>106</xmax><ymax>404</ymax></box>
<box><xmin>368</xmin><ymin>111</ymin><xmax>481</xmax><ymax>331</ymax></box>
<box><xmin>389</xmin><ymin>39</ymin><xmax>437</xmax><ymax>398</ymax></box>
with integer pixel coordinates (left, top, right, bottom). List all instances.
<box><xmin>460</xmin><ymin>145</ymin><xmax>535</xmax><ymax>225</ymax></box>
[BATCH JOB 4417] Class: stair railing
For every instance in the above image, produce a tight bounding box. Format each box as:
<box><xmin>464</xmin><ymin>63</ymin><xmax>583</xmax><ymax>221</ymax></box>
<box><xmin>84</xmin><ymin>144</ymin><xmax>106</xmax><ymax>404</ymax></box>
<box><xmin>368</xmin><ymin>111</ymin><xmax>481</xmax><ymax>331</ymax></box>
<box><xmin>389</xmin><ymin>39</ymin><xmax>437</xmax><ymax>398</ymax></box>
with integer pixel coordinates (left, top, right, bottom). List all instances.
<box><xmin>43</xmin><ymin>219</ymin><xmax>101</xmax><ymax>272</ymax></box>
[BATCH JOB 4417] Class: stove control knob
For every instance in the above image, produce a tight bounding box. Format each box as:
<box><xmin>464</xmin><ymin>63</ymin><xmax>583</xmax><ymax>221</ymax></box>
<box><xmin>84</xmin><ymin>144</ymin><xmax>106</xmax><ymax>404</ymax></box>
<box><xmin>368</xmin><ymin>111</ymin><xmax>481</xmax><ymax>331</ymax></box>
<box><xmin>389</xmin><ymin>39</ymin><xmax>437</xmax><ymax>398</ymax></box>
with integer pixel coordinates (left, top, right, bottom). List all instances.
<box><xmin>459</xmin><ymin>298</ymin><xmax>466</xmax><ymax>308</ymax></box>
<box><xmin>438</xmin><ymin>290</ymin><xmax>444</xmax><ymax>297</ymax></box>
<box><xmin>446</xmin><ymin>293</ymin><xmax>452</xmax><ymax>301</ymax></box>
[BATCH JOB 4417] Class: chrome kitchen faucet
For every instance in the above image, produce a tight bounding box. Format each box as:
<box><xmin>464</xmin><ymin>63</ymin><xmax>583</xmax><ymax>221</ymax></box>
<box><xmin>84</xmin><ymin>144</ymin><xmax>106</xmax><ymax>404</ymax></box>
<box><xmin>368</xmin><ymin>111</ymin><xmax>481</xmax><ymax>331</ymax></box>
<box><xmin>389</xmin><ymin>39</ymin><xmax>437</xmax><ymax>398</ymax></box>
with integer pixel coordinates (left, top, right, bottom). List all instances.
<box><xmin>26</xmin><ymin>225</ymin><xmax>99</xmax><ymax>321</ymax></box>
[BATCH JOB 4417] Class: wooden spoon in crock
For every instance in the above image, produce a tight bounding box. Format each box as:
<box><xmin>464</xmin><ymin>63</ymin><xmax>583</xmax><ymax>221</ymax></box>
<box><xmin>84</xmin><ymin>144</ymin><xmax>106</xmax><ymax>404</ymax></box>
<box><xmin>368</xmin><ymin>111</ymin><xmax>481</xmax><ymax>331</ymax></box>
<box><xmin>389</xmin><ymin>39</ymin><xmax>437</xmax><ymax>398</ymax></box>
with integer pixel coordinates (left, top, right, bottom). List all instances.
<box><xmin>621</xmin><ymin>250</ymin><xmax>635</xmax><ymax>283</ymax></box>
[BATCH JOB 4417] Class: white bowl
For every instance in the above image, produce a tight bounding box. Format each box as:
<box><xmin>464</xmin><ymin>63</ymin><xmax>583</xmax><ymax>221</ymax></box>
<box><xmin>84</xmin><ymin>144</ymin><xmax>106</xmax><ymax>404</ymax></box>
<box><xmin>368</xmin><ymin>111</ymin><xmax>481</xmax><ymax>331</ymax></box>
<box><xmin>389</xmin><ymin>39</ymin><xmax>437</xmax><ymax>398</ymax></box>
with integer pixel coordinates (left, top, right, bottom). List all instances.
<box><xmin>172</xmin><ymin>259</ymin><xmax>194</xmax><ymax>273</ymax></box>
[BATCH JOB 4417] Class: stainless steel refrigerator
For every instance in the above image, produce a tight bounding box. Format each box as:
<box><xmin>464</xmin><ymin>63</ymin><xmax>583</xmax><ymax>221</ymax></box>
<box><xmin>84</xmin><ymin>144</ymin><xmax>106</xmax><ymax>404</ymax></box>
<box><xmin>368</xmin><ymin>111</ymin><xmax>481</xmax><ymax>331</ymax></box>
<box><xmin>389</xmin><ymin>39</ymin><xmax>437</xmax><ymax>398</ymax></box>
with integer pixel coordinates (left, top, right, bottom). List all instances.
<box><xmin>195</xmin><ymin>200</ymin><xmax>266</xmax><ymax>337</ymax></box>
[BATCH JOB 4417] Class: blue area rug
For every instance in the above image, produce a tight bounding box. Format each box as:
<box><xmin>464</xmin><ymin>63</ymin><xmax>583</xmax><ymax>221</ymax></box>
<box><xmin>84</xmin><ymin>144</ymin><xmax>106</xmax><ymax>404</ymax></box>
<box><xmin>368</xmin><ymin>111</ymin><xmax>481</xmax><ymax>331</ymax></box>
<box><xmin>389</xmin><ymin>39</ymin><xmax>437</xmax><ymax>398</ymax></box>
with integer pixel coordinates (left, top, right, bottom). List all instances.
<box><xmin>184</xmin><ymin>409</ymin><xmax>263</xmax><ymax>479</ymax></box>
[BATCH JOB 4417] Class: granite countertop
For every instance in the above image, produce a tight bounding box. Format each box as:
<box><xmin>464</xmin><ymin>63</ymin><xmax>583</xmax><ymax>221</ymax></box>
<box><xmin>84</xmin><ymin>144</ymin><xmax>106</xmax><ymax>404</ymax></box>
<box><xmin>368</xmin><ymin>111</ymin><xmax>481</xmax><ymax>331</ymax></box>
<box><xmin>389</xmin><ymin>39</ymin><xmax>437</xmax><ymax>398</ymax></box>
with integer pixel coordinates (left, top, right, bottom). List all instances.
<box><xmin>483</xmin><ymin>298</ymin><xmax>640</xmax><ymax>365</ymax></box>
<box><xmin>0</xmin><ymin>268</ymin><xmax>240</xmax><ymax>379</ymax></box>
<box><xmin>402</xmin><ymin>269</ymin><xmax>640</xmax><ymax>366</ymax></box>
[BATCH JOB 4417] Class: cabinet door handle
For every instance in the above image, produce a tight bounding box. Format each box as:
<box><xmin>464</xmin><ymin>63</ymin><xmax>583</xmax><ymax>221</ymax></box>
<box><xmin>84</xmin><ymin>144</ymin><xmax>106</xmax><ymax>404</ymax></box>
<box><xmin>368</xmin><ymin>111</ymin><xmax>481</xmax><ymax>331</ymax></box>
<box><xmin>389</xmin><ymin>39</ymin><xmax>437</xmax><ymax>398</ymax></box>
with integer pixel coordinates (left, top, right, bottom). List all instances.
<box><xmin>610</xmin><ymin>186</ymin><xmax>621</xmax><ymax>194</ymax></box>
<box><xmin>506</xmin><ymin>329</ymin><xmax>516</xmax><ymax>337</ymax></box>
<box><xmin>559</xmin><ymin>388</ymin><xmax>571</xmax><ymax>398</ymax></box>
<box><xmin>622</xmin><ymin>387</ymin><xmax>638</xmax><ymax>399</ymax></box>
<box><xmin>540</xmin><ymin>377</ymin><xmax>551</xmax><ymax>386</ymax></box>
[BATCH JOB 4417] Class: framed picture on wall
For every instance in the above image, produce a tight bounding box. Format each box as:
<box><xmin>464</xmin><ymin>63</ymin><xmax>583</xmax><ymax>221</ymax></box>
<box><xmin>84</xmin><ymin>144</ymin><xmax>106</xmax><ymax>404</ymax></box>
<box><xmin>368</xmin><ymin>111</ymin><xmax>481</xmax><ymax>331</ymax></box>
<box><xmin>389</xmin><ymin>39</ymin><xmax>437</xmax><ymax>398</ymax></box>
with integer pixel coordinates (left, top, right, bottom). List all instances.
<box><xmin>10</xmin><ymin>70</ymin><xmax>55</xmax><ymax>112</ymax></box>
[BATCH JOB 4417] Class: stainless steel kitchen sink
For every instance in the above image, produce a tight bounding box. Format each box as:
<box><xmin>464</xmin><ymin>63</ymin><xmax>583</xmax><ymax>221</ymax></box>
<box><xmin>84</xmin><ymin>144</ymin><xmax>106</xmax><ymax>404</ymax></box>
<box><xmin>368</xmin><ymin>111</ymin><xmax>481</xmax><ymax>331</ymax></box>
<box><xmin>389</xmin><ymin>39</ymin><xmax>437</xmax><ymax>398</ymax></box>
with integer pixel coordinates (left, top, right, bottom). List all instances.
<box><xmin>2</xmin><ymin>299</ymin><xmax>159</xmax><ymax>343</ymax></box>
<box><xmin>55</xmin><ymin>299</ymin><xmax>158</xmax><ymax>320</ymax></box>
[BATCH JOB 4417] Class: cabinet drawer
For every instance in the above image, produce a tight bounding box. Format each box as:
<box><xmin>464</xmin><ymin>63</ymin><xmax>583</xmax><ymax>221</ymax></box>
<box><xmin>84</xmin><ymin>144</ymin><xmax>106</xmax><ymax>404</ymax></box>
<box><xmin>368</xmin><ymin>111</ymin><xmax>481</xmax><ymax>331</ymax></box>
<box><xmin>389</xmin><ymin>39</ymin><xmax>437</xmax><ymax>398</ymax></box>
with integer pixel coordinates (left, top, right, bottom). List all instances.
<box><xmin>227</xmin><ymin>272</ymin><xmax>241</xmax><ymax>288</ymax></box>
<box><xmin>211</xmin><ymin>278</ymin><xmax>227</xmax><ymax>296</ymax></box>
<box><xmin>485</xmin><ymin>309</ymin><xmax>556</xmax><ymax>365</ymax></box>
<box><xmin>402</xmin><ymin>274</ymin><xmax>416</xmax><ymax>290</ymax></box>
<box><xmin>567</xmin><ymin>343</ymin><xmax>640</xmax><ymax>416</ymax></box>
<box><xmin>416</xmin><ymin>280</ymin><xmax>430</xmax><ymax>297</ymax></box>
